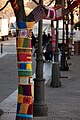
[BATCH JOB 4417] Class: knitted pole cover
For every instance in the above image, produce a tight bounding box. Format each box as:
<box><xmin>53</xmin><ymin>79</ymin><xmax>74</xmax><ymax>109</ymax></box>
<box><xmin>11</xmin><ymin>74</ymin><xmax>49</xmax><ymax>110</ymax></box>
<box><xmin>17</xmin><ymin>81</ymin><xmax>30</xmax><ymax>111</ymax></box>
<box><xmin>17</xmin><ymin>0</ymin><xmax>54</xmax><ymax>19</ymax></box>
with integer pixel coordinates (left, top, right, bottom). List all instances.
<box><xmin>16</xmin><ymin>21</ymin><xmax>35</xmax><ymax>120</ymax></box>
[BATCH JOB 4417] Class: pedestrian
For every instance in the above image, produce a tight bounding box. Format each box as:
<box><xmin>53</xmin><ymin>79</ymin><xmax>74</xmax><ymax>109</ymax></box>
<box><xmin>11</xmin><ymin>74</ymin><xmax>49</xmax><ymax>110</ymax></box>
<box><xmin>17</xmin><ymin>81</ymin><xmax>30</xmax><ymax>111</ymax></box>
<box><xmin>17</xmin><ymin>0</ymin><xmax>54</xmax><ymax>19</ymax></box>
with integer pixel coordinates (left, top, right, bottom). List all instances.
<box><xmin>32</xmin><ymin>32</ymin><xmax>36</xmax><ymax>48</ymax></box>
<box><xmin>45</xmin><ymin>40</ymin><xmax>53</xmax><ymax>62</ymax></box>
<box><xmin>42</xmin><ymin>32</ymin><xmax>47</xmax><ymax>49</ymax></box>
<box><xmin>47</xmin><ymin>33</ymin><xmax>51</xmax><ymax>43</ymax></box>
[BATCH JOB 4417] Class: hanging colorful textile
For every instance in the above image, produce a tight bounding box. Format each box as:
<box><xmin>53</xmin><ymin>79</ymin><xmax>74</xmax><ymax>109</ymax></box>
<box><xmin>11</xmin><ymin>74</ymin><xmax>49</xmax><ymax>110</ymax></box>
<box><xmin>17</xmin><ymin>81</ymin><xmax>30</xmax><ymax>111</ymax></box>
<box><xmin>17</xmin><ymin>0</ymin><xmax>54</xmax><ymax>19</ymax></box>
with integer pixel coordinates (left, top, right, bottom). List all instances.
<box><xmin>16</xmin><ymin>21</ymin><xmax>35</xmax><ymax>120</ymax></box>
<box><xmin>46</xmin><ymin>5</ymin><xmax>62</xmax><ymax>21</ymax></box>
<box><xmin>46</xmin><ymin>7</ymin><xmax>55</xmax><ymax>20</ymax></box>
<box><xmin>31</xmin><ymin>5</ymin><xmax>46</xmax><ymax>22</ymax></box>
<box><xmin>52</xmin><ymin>29</ymin><xmax>56</xmax><ymax>52</ymax></box>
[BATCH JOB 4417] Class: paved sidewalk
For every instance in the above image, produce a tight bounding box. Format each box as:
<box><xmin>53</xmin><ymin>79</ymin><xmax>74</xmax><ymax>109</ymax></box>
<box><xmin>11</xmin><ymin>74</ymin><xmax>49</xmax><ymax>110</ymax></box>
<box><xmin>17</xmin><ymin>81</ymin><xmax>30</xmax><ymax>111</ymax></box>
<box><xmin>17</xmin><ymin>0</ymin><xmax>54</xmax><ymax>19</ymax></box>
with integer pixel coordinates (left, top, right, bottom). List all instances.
<box><xmin>0</xmin><ymin>52</ymin><xmax>52</xmax><ymax>120</ymax></box>
<box><xmin>0</xmin><ymin>37</ymin><xmax>16</xmax><ymax>54</ymax></box>
<box><xmin>0</xmin><ymin>30</ymin><xmax>80</xmax><ymax>120</ymax></box>
<box><xmin>0</xmin><ymin>35</ymin><xmax>80</xmax><ymax>120</ymax></box>
<box><xmin>0</xmin><ymin>54</ymin><xmax>80</xmax><ymax>120</ymax></box>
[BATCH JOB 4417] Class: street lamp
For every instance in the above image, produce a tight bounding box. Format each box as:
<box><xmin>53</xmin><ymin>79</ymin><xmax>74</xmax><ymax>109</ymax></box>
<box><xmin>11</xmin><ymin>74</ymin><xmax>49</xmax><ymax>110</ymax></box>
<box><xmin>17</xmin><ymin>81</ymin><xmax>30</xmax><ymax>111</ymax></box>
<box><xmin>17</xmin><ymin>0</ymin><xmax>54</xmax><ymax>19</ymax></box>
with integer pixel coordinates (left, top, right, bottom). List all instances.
<box><xmin>33</xmin><ymin>0</ymin><xmax>48</xmax><ymax>117</ymax></box>
<box><xmin>60</xmin><ymin>0</ymin><xmax>69</xmax><ymax>71</ymax></box>
<box><xmin>50</xmin><ymin>20</ymin><xmax>61</xmax><ymax>87</ymax></box>
<box><xmin>50</xmin><ymin>0</ymin><xmax>62</xmax><ymax>87</ymax></box>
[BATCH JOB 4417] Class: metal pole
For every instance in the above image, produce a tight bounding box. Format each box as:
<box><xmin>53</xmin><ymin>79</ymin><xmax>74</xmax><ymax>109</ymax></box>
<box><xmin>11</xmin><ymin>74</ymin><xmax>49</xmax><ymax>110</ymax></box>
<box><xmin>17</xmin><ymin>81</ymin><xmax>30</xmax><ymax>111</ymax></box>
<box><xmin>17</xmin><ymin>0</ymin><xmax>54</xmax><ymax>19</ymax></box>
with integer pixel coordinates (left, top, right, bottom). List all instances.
<box><xmin>66</xmin><ymin>0</ymin><xmax>70</xmax><ymax>59</ymax></box>
<box><xmin>1</xmin><ymin>44</ymin><xmax>3</xmax><ymax>53</ymax></box>
<box><xmin>66</xmin><ymin>15</ymin><xmax>70</xmax><ymax>59</ymax></box>
<box><xmin>33</xmin><ymin>0</ymin><xmax>48</xmax><ymax>116</ymax></box>
<box><xmin>50</xmin><ymin>20</ymin><xmax>61</xmax><ymax>87</ymax></box>
<box><xmin>60</xmin><ymin>0</ymin><xmax>69</xmax><ymax>71</ymax></box>
<box><xmin>79</xmin><ymin>4</ymin><xmax>80</xmax><ymax>22</ymax></box>
<box><xmin>70</xmin><ymin>11</ymin><xmax>74</xmax><ymax>44</ymax></box>
<box><xmin>54</xmin><ymin>20</ymin><xmax>59</xmax><ymax>62</ymax></box>
<box><xmin>60</xmin><ymin>17</ymin><xmax>66</xmax><ymax>69</ymax></box>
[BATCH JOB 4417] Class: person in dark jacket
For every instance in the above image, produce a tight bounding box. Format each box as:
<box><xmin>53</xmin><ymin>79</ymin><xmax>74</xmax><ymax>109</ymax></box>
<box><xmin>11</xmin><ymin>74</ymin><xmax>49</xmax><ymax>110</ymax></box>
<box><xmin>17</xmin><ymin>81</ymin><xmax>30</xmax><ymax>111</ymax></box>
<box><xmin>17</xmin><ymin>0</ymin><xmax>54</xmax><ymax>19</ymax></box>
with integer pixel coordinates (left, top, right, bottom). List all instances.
<box><xmin>47</xmin><ymin>33</ymin><xmax>51</xmax><ymax>43</ymax></box>
<box><xmin>32</xmin><ymin>32</ymin><xmax>36</xmax><ymax>48</ymax></box>
<box><xmin>42</xmin><ymin>32</ymin><xmax>47</xmax><ymax>49</ymax></box>
<box><xmin>45</xmin><ymin>40</ymin><xmax>53</xmax><ymax>62</ymax></box>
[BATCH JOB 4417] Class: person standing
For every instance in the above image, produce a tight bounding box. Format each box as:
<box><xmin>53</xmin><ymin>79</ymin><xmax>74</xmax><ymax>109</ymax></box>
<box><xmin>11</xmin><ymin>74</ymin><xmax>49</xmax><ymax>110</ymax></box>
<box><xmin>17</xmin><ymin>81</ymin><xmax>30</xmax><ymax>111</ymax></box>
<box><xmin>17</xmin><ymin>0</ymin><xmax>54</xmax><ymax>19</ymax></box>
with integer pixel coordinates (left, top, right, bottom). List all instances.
<box><xmin>45</xmin><ymin>40</ymin><xmax>53</xmax><ymax>62</ymax></box>
<box><xmin>47</xmin><ymin>33</ymin><xmax>51</xmax><ymax>43</ymax></box>
<box><xmin>42</xmin><ymin>32</ymin><xmax>47</xmax><ymax>49</ymax></box>
<box><xmin>32</xmin><ymin>32</ymin><xmax>36</xmax><ymax>48</ymax></box>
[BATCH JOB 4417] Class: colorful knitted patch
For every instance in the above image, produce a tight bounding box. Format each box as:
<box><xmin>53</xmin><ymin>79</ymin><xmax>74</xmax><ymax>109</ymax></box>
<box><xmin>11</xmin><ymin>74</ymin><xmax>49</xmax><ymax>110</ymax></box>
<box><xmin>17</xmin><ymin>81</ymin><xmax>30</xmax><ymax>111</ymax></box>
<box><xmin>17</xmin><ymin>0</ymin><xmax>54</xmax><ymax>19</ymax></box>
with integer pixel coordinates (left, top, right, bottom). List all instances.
<box><xmin>16</xmin><ymin>37</ymin><xmax>32</xmax><ymax>48</ymax></box>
